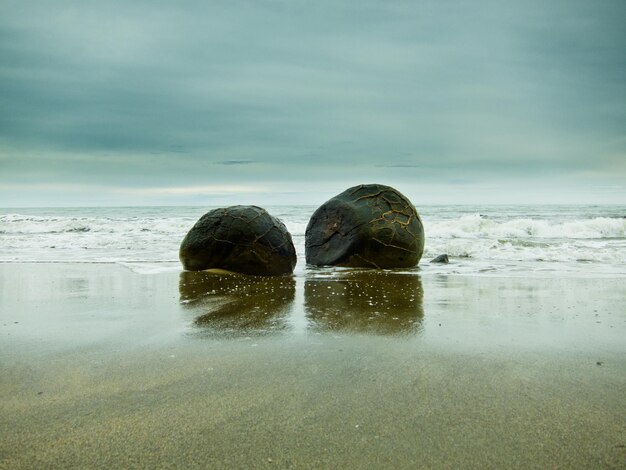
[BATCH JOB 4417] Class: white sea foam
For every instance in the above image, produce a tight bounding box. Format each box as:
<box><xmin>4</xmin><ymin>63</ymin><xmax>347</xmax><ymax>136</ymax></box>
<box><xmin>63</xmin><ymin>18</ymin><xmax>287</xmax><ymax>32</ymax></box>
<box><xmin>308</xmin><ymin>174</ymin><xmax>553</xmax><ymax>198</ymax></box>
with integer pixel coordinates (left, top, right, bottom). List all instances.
<box><xmin>1</xmin><ymin>206</ymin><xmax>624</xmax><ymax>276</ymax></box>
<box><xmin>0</xmin><ymin>211</ymin><xmax>193</xmax><ymax>264</ymax></box>
<box><xmin>424</xmin><ymin>214</ymin><xmax>625</xmax><ymax>240</ymax></box>
<box><xmin>118</xmin><ymin>262</ymin><xmax>181</xmax><ymax>274</ymax></box>
<box><xmin>421</xmin><ymin>214</ymin><xmax>626</xmax><ymax>267</ymax></box>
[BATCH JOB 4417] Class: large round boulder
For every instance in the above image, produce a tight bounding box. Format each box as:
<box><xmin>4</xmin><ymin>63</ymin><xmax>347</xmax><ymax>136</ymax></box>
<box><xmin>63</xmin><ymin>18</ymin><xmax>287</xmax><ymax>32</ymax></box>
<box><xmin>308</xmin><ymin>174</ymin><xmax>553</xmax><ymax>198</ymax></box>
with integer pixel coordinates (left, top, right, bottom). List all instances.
<box><xmin>305</xmin><ymin>184</ymin><xmax>424</xmax><ymax>268</ymax></box>
<box><xmin>180</xmin><ymin>206</ymin><xmax>296</xmax><ymax>276</ymax></box>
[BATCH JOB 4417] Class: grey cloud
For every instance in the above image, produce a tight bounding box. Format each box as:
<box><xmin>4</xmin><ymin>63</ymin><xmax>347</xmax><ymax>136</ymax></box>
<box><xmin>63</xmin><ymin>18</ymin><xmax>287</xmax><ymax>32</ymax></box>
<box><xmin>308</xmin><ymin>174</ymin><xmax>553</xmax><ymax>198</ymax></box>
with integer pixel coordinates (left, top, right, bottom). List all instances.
<box><xmin>214</xmin><ymin>160</ymin><xmax>256</xmax><ymax>166</ymax></box>
<box><xmin>376</xmin><ymin>165</ymin><xmax>424</xmax><ymax>168</ymax></box>
<box><xmin>1</xmin><ymin>0</ymin><xmax>625</xmax><ymax>204</ymax></box>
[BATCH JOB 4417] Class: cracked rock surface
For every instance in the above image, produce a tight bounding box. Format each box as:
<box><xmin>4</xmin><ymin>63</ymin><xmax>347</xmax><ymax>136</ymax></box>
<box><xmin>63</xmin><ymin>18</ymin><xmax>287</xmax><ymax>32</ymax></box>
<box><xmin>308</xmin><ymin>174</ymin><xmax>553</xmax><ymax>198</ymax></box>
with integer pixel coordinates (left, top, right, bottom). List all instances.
<box><xmin>180</xmin><ymin>206</ymin><xmax>296</xmax><ymax>276</ymax></box>
<box><xmin>305</xmin><ymin>184</ymin><xmax>425</xmax><ymax>268</ymax></box>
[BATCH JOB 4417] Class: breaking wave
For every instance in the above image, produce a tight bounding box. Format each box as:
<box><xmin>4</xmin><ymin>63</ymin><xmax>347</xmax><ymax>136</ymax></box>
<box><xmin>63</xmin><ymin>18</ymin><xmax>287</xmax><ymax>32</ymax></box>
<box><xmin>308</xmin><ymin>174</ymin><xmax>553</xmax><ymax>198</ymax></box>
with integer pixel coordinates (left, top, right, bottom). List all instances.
<box><xmin>425</xmin><ymin>214</ymin><xmax>625</xmax><ymax>240</ymax></box>
<box><xmin>1</xmin><ymin>207</ymin><xmax>625</xmax><ymax>275</ymax></box>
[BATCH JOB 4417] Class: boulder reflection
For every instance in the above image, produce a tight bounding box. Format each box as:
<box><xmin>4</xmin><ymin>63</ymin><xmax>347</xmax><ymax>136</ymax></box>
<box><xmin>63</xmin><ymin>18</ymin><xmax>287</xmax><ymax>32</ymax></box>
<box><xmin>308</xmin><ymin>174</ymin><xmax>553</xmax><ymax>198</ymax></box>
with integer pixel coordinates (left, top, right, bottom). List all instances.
<box><xmin>179</xmin><ymin>271</ymin><xmax>295</xmax><ymax>337</ymax></box>
<box><xmin>304</xmin><ymin>270</ymin><xmax>424</xmax><ymax>336</ymax></box>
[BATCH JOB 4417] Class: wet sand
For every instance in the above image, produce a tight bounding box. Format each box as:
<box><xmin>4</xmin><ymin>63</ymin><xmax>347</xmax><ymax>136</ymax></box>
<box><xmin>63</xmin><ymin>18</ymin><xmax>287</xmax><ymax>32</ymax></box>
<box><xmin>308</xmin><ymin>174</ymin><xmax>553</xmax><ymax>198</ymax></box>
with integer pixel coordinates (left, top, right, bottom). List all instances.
<box><xmin>1</xmin><ymin>264</ymin><xmax>625</xmax><ymax>468</ymax></box>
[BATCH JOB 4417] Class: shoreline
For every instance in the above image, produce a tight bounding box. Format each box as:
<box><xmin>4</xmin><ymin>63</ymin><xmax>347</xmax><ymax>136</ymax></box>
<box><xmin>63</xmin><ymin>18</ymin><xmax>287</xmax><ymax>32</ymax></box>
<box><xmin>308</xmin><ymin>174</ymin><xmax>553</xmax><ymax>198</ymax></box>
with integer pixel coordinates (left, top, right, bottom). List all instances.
<box><xmin>1</xmin><ymin>263</ymin><xmax>625</xmax><ymax>468</ymax></box>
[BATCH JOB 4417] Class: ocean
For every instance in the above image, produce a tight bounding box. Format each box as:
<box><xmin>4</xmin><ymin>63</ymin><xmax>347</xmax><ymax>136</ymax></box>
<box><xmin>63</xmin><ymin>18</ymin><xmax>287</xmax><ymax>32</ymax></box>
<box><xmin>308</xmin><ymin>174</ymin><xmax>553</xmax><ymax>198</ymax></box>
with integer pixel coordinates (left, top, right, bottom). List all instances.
<box><xmin>1</xmin><ymin>204</ymin><xmax>624</xmax><ymax>277</ymax></box>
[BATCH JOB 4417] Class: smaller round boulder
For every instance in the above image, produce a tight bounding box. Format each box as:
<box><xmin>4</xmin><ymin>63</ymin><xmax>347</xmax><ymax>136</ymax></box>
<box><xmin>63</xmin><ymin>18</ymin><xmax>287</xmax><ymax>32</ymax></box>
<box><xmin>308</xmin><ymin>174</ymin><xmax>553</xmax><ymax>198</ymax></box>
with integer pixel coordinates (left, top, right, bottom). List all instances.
<box><xmin>305</xmin><ymin>184</ymin><xmax>424</xmax><ymax>268</ymax></box>
<box><xmin>180</xmin><ymin>206</ymin><xmax>296</xmax><ymax>276</ymax></box>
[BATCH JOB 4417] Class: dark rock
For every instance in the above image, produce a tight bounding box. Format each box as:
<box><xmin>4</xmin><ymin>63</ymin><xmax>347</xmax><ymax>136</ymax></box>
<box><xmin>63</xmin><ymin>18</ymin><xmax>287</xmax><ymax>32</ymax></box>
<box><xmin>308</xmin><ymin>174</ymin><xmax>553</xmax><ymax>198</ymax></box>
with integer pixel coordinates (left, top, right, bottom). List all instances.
<box><xmin>180</xmin><ymin>206</ymin><xmax>296</xmax><ymax>276</ymax></box>
<box><xmin>305</xmin><ymin>184</ymin><xmax>424</xmax><ymax>268</ymax></box>
<box><xmin>430</xmin><ymin>254</ymin><xmax>449</xmax><ymax>264</ymax></box>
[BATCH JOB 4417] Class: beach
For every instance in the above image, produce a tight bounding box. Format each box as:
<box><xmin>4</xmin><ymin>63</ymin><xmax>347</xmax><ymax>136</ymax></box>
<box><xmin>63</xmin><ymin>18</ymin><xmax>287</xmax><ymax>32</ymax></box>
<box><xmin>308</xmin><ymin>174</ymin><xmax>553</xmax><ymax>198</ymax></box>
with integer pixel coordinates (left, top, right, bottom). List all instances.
<box><xmin>1</xmin><ymin>263</ymin><xmax>624</xmax><ymax>468</ymax></box>
<box><xmin>3</xmin><ymin>0</ymin><xmax>626</xmax><ymax>465</ymax></box>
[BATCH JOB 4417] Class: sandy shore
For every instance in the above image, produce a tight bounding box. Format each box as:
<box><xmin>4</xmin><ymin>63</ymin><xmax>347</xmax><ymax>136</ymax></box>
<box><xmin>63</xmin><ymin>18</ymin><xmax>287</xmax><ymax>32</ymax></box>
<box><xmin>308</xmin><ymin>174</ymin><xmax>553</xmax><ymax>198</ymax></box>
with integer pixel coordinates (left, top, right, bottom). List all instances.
<box><xmin>1</xmin><ymin>263</ymin><xmax>625</xmax><ymax>468</ymax></box>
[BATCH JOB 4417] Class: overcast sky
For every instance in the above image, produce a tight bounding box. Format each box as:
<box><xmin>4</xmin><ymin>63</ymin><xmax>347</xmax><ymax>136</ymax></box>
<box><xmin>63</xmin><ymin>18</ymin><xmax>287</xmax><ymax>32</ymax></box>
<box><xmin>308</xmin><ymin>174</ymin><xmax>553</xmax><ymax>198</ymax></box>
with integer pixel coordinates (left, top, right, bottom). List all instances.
<box><xmin>1</xmin><ymin>0</ymin><xmax>625</xmax><ymax>206</ymax></box>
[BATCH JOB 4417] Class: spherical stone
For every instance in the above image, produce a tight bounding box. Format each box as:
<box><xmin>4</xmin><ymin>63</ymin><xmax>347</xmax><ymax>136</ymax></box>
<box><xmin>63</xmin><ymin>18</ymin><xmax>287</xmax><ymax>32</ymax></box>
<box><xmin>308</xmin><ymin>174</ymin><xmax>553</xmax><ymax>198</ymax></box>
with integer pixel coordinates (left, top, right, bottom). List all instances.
<box><xmin>305</xmin><ymin>184</ymin><xmax>424</xmax><ymax>268</ymax></box>
<box><xmin>180</xmin><ymin>206</ymin><xmax>296</xmax><ymax>276</ymax></box>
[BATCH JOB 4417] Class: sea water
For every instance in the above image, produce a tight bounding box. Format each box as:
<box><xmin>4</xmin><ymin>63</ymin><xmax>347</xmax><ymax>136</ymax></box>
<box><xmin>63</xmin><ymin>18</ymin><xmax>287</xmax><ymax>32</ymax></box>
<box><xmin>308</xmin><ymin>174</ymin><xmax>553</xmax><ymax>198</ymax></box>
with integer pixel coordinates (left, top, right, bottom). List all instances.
<box><xmin>1</xmin><ymin>205</ymin><xmax>624</xmax><ymax>277</ymax></box>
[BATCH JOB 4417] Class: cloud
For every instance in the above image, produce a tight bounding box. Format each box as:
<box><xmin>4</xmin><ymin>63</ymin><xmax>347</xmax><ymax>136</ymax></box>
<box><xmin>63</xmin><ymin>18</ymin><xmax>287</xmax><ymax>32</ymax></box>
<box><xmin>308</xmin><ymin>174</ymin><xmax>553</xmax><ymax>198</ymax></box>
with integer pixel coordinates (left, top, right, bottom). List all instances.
<box><xmin>1</xmin><ymin>0</ymin><xmax>625</xmax><ymax>204</ymax></box>
<box><xmin>214</xmin><ymin>160</ymin><xmax>256</xmax><ymax>166</ymax></box>
<box><xmin>375</xmin><ymin>164</ymin><xmax>424</xmax><ymax>168</ymax></box>
<box><xmin>124</xmin><ymin>184</ymin><xmax>266</xmax><ymax>195</ymax></box>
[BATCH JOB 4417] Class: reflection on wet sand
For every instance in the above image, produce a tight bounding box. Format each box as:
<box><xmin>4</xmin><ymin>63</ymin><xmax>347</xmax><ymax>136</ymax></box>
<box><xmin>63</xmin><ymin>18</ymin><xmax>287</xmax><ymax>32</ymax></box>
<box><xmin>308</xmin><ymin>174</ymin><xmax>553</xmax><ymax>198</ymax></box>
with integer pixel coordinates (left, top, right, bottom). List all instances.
<box><xmin>179</xmin><ymin>271</ymin><xmax>295</xmax><ymax>337</ymax></box>
<box><xmin>305</xmin><ymin>270</ymin><xmax>424</xmax><ymax>335</ymax></box>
